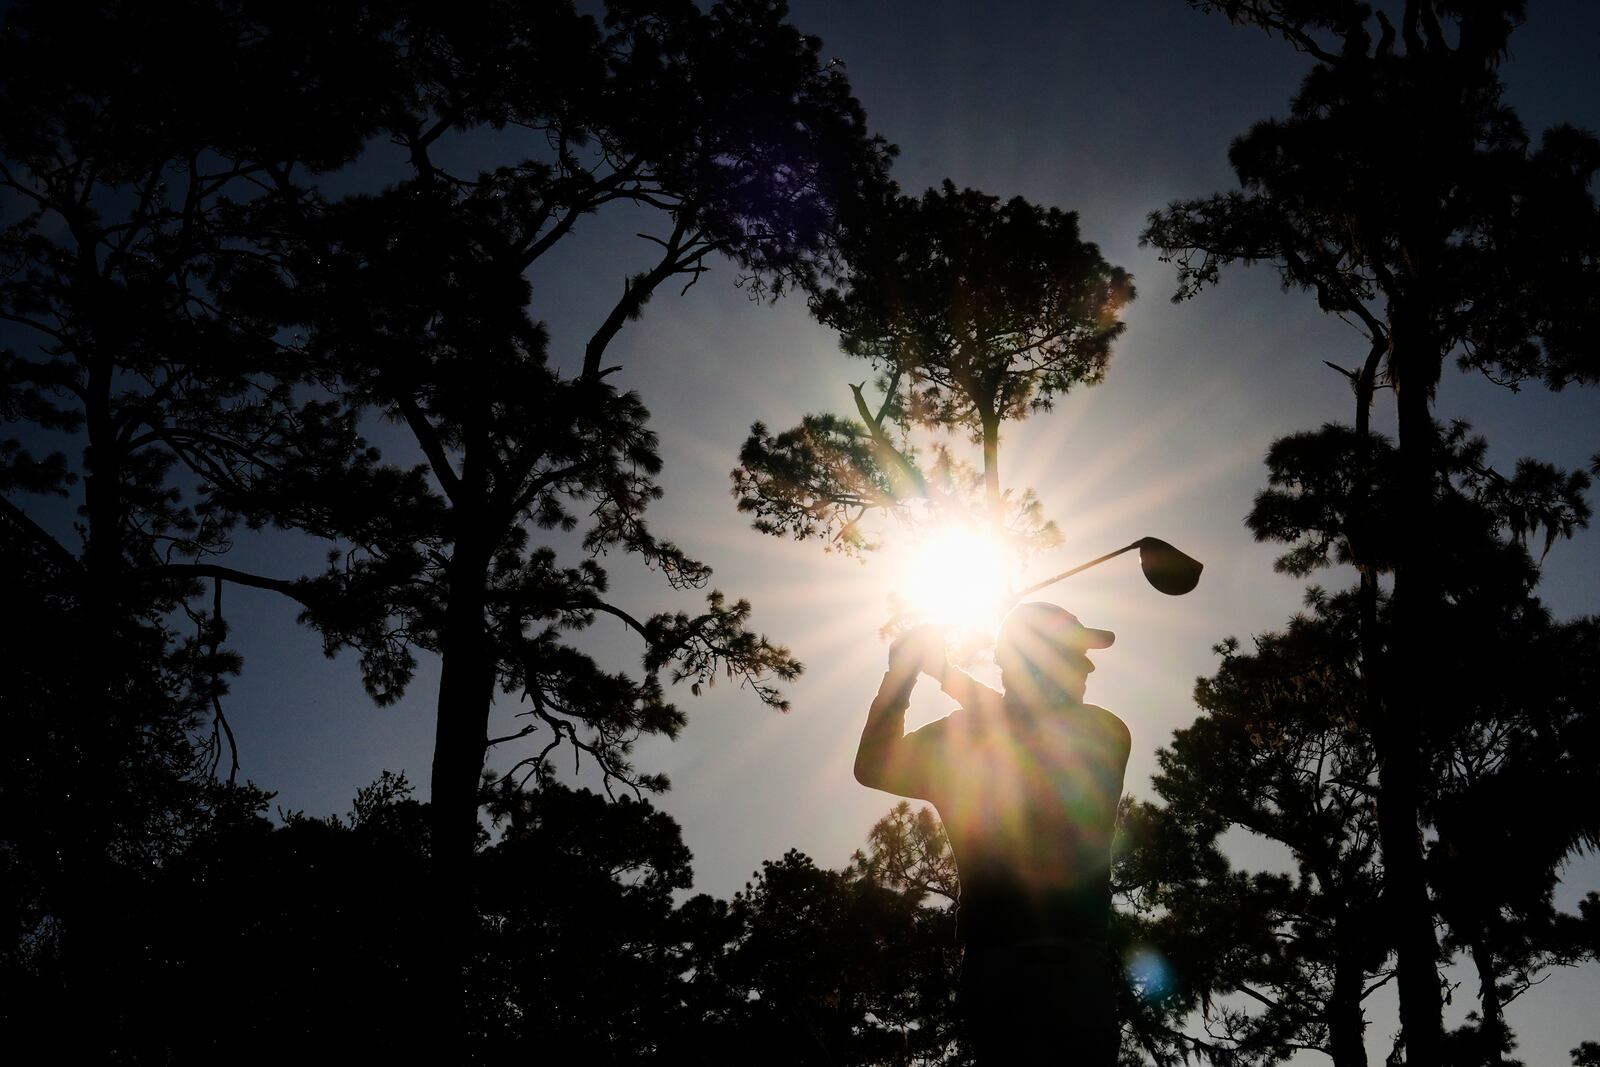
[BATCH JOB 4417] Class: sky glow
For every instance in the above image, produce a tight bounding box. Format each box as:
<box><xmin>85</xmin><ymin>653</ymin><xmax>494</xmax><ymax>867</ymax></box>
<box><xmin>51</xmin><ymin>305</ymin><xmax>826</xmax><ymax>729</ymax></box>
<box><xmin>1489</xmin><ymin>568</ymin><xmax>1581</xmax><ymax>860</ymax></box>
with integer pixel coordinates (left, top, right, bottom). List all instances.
<box><xmin>895</xmin><ymin>523</ymin><xmax>1016</xmax><ymax>633</ymax></box>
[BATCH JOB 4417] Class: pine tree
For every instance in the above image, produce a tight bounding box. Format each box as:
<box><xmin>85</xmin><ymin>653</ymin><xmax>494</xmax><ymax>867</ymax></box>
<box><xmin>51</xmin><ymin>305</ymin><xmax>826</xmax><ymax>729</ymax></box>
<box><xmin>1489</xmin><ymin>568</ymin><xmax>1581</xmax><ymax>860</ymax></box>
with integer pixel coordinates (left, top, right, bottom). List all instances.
<box><xmin>734</xmin><ymin>180</ymin><xmax>1131</xmax><ymax>578</ymax></box>
<box><xmin>1142</xmin><ymin>5</ymin><xmax>1600</xmax><ymax>1060</ymax></box>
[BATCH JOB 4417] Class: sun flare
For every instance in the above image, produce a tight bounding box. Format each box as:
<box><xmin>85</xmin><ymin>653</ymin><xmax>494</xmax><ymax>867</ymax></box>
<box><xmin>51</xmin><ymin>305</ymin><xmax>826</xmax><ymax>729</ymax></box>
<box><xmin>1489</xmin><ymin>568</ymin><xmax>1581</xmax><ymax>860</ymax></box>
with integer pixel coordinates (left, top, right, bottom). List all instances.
<box><xmin>896</xmin><ymin>525</ymin><xmax>1016</xmax><ymax>632</ymax></box>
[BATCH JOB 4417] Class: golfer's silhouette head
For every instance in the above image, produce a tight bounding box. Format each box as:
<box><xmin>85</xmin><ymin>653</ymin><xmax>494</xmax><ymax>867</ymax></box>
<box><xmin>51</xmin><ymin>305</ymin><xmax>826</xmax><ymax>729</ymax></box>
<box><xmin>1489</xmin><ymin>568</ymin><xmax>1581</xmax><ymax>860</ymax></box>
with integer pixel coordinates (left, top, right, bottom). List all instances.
<box><xmin>996</xmin><ymin>602</ymin><xmax>1114</xmax><ymax>705</ymax></box>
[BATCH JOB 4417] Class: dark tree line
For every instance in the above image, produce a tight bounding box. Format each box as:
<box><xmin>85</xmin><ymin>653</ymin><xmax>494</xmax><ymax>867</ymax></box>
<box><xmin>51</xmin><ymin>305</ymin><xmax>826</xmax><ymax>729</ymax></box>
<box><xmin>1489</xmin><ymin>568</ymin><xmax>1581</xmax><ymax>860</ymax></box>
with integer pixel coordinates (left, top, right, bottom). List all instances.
<box><xmin>1115</xmin><ymin>434</ymin><xmax>1600</xmax><ymax>1066</ymax></box>
<box><xmin>1132</xmin><ymin>2</ymin><xmax>1600</xmax><ymax>1064</ymax></box>
<box><xmin>2</xmin><ymin>744</ymin><xmax>967</xmax><ymax>1063</ymax></box>
<box><xmin>0</xmin><ymin>0</ymin><xmax>890</xmax><ymax>1052</ymax></box>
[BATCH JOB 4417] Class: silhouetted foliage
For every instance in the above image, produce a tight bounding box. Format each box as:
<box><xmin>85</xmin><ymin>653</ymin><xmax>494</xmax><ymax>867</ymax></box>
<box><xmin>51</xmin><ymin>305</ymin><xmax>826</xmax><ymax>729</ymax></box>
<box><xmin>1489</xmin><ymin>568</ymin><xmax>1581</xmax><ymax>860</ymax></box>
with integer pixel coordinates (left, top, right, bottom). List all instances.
<box><xmin>1130</xmin><ymin>594</ymin><xmax>1389</xmax><ymax>1067</ymax></box>
<box><xmin>54</xmin><ymin>774</ymin><xmax>971</xmax><ymax>1064</ymax></box>
<box><xmin>1</xmin><ymin>0</ymin><xmax>894</xmax><ymax>1046</ymax></box>
<box><xmin>0</xmin><ymin>2</ymin><xmax>398</xmax><ymax>1045</ymax></box>
<box><xmin>1248</xmin><ymin>421</ymin><xmax>1591</xmax><ymax>581</ymax></box>
<box><xmin>482</xmin><ymin>791</ymin><xmax>971</xmax><ymax>1065</ymax></box>
<box><xmin>706</xmin><ymin>846</ymin><xmax>963</xmax><ymax>1065</ymax></box>
<box><xmin>471</xmin><ymin>776</ymin><xmax>695</xmax><ymax>1060</ymax></box>
<box><xmin>130</xmin><ymin>774</ymin><xmax>432</xmax><ymax>1061</ymax></box>
<box><xmin>0</xmin><ymin>512</ymin><xmax>277</xmax><ymax>1054</ymax></box>
<box><xmin>1143</xmin><ymin>3</ymin><xmax>1600</xmax><ymax>1061</ymax></box>
<box><xmin>1109</xmin><ymin>416</ymin><xmax>1598</xmax><ymax>1066</ymax></box>
<box><xmin>1120</xmin><ymin>591</ymin><xmax>1598</xmax><ymax>1067</ymax></box>
<box><xmin>237</xmin><ymin>1</ymin><xmax>893</xmax><ymax>941</ymax></box>
<box><xmin>852</xmin><ymin>799</ymin><xmax>960</xmax><ymax>906</ymax></box>
<box><xmin>735</xmin><ymin>180</ymin><xmax>1131</xmax><ymax>563</ymax></box>
<box><xmin>1150</xmin><ymin>2</ymin><xmax>1600</xmax><ymax>387</ymax></box>
<box><xmin>0</xmin><ymin>0</ymin><xmax>383</xmax><ymax>663</ymax></box>
<box><xmin>1250</xmin><ymin>419</ymin><xmax>1599</xmax><ymax>1060</ymax></box>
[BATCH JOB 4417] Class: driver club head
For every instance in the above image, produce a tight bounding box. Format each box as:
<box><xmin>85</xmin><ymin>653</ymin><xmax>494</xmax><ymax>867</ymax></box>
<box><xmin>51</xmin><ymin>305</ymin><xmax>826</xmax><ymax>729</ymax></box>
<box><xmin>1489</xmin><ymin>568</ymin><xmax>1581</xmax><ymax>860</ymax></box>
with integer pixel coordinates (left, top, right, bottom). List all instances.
<box><xmin>1137</xmin><ymin>537</ymin><xmax>1203</xmax><ymax>596</ymax></box>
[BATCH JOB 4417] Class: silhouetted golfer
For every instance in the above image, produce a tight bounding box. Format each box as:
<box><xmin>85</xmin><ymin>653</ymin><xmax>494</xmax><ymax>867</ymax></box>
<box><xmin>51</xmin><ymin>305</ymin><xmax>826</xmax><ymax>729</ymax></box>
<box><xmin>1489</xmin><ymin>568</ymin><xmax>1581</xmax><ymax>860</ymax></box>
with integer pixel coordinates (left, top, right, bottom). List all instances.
<box><xmin>855</xmin><ymin>602</ymin><xmax>1130</xmax><ymax>1065</ymax></box>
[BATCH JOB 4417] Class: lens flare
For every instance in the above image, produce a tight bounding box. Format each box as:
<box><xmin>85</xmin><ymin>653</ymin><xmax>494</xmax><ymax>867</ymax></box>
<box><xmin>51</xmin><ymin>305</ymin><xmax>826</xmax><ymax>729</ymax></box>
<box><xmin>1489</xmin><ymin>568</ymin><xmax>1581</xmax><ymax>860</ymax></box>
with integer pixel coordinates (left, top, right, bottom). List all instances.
<box><xmin>897</xmin><ymin>525</ymin><xmax>1014</xmax><ymax>630</ymax></box>
<box><xmin>1125</xmin><ymin>947</ymin><xmax>1173</xmax><ymax>1001</ymax></box>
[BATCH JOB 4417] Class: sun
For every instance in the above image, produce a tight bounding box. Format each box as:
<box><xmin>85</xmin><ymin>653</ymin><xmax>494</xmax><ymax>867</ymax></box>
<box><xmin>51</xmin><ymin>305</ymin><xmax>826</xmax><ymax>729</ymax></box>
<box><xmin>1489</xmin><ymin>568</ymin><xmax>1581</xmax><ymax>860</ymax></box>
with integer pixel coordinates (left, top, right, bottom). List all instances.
<box><xmin>895</xmin><ymin>524</ymin><xmax>1016</xmax><ymax>631</ymax></box>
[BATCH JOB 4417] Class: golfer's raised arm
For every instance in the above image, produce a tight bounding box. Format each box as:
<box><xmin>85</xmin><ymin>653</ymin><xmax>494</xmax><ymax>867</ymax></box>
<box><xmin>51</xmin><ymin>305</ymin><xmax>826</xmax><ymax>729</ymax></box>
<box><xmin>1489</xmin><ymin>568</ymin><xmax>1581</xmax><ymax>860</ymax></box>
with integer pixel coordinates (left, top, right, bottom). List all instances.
<box><xmin>854</xmin><ymin>659</ymin><xmax>939</xmax><ymax>798</ymax></box>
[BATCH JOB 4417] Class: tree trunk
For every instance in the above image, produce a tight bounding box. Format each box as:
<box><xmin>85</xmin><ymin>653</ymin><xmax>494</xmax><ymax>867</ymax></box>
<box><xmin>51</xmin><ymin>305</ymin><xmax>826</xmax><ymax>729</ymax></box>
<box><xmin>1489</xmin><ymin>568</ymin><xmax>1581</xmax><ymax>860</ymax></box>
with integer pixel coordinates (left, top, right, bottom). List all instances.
<box><xmin>1324</xmin><ymin>897</ymin><xmax>1372</xmax><ymax>1067</ymax></box>
<box><xmin>62</xmin><ymin>351</ymin><xmax>125</xmax><ymax>1055</ymax></box>
<box><xmin>980</xmin><ymin>411</ymin><xmax>1002</xmax><ymax>522</ymax></box>
<box><xmin>1352</xmin><ymin>336</ymin><xmax>1384</xmax><ymax>693</ymax></box>
<box><xmin>427</xmin><ymin>527</ymin><xmax>496</xmax><ymax>1042</ymax></box>
<box><xmin>1344</xmin><ymin>345</ymin><xmax>1382</xmax><ymax>1067</ymax></box>
<box><xmin>1379</xmin><ymin>316</ymin><xmax>1445</xmax><ymax>1067</ymax></box>
<box><xmin>1471</xmin><ymin>940</ymin><xmax>1510</xmax><ymax>1063</ymax></box>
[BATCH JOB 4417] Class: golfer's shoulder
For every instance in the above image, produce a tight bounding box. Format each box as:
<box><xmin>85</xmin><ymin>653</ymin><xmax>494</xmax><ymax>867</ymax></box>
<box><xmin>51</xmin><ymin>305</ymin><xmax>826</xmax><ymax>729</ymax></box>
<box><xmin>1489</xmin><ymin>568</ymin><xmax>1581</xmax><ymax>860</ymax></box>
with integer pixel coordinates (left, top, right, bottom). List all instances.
<box><xmin>1080</xmin><ymin>703</ymin><xmax>1132</xmax><ymax>754</ymax></box>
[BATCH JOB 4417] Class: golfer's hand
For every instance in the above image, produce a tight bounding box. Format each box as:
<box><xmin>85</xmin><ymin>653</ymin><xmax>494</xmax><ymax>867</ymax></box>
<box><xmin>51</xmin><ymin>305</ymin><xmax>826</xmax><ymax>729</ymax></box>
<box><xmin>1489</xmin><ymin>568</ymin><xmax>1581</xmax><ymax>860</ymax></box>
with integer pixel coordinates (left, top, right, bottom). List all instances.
<box><xmin>888</xmin><ymin>624</ymin><xmax>945</xmax><ymax>675</ymax></box>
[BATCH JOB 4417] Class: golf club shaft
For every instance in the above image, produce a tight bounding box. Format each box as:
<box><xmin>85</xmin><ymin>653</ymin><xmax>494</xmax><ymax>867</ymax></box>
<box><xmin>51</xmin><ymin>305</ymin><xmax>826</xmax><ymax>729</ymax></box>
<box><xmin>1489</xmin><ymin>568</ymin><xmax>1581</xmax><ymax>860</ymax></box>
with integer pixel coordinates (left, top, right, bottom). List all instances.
<box><xmin>1009</xmin><ymin>541</ymin><xmax>1141</xmax><ymax>603</ymax></box>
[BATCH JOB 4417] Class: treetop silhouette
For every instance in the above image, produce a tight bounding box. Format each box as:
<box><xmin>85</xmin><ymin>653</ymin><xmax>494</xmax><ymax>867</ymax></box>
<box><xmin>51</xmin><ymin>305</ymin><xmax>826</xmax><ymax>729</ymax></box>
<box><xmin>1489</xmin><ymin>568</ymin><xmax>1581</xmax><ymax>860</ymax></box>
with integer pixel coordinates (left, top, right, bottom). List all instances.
<box><xmin>735</xmin><ymin>178</ymin><xmax>1133</xmax><ymax>606</ymax></box>
<box><xmin>1</xmin><ymin>0</ymin><xmax>896</xmax><ymax>1050</ymax></box>
<box><xmin>1144</xmin><ymin>3</ymin><xmax>1600</xmax><ymax>1062</ymax></box>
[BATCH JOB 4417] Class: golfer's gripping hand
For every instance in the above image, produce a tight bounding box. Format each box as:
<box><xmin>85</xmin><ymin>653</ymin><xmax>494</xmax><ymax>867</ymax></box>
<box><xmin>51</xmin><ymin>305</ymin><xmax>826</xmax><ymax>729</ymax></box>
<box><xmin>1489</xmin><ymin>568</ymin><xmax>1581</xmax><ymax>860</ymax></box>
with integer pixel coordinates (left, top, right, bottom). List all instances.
<box><xmin>887</xmin><ymin>624</ymin><xmax>946</xmax><ymax>676</ymax></box>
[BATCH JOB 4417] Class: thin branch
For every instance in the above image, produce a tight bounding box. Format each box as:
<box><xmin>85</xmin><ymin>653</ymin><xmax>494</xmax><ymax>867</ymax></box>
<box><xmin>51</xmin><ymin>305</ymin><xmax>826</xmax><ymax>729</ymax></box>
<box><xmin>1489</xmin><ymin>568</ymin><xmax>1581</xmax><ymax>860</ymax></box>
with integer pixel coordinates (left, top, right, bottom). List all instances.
<box><xmin>1362</xmin><ymin>968</ymin><xmax>1399</xmax><ymax>999</ymax></box>
<box><xmin>0</xmin><ymin>494</ymin><xmax>82</xmax><ymax>575</ymax></box>
<box><xmin>588</xmin><ymin>599</ymin><xmax>652</xmax><ymax>638</ymax></box>
<box><xmin>502</xmin><ymin>456</ymin><xmax>601</xmax><ymax>524</ymax></box>
<box><xmin>485</xmin><ymin>723</ymin><xmax>541</xmax><ymax>748</ymax></box>
<box><xmin>581</xmin><ymin>215</ymin><xmax>702</xmax><ymax>379</ymax></box>
<box><xmin>156</xmin><ymin>562</ymin><xmax>315</xmax><ymax>607</ymax></box>
<box><xmin>209</xmin><ymin>578</ymin><xmax>239</xmax><ymax>784</ymax></box>
<box><xmin>849</xmin><ymin>381</ymin><xmax>929</xmax><ymax>499</ymax></box>
<box><xmin>393</xmin><ymin>395</ymin><xmax>463</xmax><ymax>504</ymax></box>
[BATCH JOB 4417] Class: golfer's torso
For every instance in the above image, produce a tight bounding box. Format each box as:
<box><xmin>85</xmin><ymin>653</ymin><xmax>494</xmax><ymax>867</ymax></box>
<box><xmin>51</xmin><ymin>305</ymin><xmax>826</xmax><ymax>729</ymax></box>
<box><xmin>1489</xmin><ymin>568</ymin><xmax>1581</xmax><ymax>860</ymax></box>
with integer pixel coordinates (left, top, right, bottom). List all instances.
<box><xmin>930</xmin><ymin>702</ymin><xmax>1129</xmax><ymax>941</ymax></box>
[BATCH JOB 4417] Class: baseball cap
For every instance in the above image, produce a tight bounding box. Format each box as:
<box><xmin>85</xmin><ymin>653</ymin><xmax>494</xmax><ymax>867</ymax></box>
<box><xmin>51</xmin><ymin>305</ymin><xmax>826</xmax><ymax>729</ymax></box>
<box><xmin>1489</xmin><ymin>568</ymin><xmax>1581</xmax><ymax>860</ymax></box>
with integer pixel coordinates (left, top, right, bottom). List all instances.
<box><xmin>1000</xmin><ymin>601</ymin><xmax>1115</xmax><ymax>655</ymax></box>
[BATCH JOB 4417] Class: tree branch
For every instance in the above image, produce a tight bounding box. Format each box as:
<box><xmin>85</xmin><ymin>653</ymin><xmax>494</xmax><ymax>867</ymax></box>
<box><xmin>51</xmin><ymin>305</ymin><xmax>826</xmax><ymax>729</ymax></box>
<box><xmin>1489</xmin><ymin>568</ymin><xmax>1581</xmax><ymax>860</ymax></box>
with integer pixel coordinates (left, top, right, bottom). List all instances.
<box><xmin>155</xmin><ymin>562</ymin><xmax>315</xmax><ymax>607</ymax></box>
<box><xmin>393</xmin><ymin>395</ymin><xmax>463</xmax><ymax>505</ymax></box>
<box><xmin>581</xmin><ymin>216</ymin><xmax>708</xmax><ymax>379</ymax></box>
<box><xmin>0</xmin><ymin>493</ymin><xmax>82</xmax><ymax>575</ymax></box>
<box><xmin>849</xmin><ymin>381</ymin><xmax>929</xmax><ymax>500</ymax></box>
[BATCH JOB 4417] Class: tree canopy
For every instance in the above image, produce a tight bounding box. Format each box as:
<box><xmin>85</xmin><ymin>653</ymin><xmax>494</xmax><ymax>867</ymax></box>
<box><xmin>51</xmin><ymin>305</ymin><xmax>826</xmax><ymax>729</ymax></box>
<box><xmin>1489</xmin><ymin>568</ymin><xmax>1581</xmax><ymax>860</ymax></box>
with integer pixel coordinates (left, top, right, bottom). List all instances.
<box><xmin>0</xmin><ymin>0</ymin><xmax>894</xmax><ymax>1049</ymax></box>
<box><xmin>1143</xmin><ymin>3</ymin><xmax>1600</xmax><ymax>1061</ymax></box>
<box><xmin>734</xmin><ymin>178</ymin><xmax>1133</xmax><ymax>625</ymax></box>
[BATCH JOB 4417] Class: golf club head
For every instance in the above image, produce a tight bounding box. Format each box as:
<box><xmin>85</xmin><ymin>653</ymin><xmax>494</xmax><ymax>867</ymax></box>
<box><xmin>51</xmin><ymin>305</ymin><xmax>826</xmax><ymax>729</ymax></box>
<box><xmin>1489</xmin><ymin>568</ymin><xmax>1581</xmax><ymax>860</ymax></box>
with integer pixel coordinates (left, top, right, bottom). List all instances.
<box><xmin>1137</xmin><ymin>538</ymin><xmax>1203</xmax><ymax>596</ymax></box>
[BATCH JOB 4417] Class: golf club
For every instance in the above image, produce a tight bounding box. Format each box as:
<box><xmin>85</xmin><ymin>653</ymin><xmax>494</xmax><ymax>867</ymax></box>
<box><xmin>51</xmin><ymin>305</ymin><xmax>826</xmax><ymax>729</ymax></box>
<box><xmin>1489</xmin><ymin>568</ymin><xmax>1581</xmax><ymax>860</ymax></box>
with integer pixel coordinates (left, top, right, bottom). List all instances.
<box><xmin>1010</xmin><ymin>537</ymin><xmax>1203</xmax><ymax>602</ymax></box>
